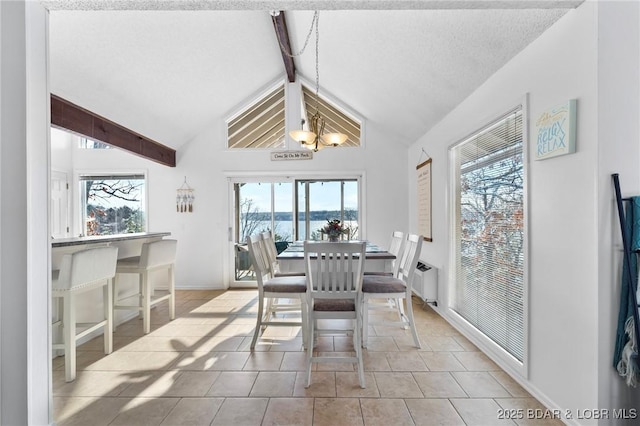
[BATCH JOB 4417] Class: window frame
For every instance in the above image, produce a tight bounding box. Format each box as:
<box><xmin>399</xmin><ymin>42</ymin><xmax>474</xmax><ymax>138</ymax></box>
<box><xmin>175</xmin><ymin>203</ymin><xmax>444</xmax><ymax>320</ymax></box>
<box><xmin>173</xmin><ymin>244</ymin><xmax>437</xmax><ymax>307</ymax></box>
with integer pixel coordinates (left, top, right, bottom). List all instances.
<box><xmin>294</xmin><ymin>178</ymin><xmax>360</xmax><ymax>241</ymax></box>
<box><xmin>225</xmin><ymin>80</ymin><xmax>287</xmax><ymax>150</ymax></box>
<box><xmin>226</xmin><ymin>171</ymin><xmax>365</xmax><ymax>287</ymax></box>
<box><xmin>446</xmin><ymin>98</ymin><xmax>529</xmax><ymax>377</ymax></box>
<box><xmin>224</xmin><ymin>76</ymin><xmax>365</xmax><ymax>152</ymax></box>
<box><xmin>74</xmin><ymin>169</ymin><xmax>148</xmax><ymax>237</ymax></box>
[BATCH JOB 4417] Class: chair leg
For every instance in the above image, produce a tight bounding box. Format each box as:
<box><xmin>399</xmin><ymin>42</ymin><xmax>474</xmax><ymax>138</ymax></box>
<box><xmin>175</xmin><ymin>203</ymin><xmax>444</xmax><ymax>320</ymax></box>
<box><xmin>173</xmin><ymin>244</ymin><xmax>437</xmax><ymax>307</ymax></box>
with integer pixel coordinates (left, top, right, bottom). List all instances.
<box><xmin>300</xmin><ymin>294</ymin><xmax>308</xmax><ymax>350</ymax></box>
<box><xmin>362</xmin><ymin>297</ymin><xmax>369</xmax><ymax>348</ymax></box>
<box><xmin>396</xmin><ymin>297</ymin><xmax>408</xmax><ymax>329</ymax></box>
<box><xmin>305</xmin><ymin>313</ymin><xmax>315</xmax><ymax>388</ymax></box>
<box><xmin>404</xmin><ymin>296</ymin><xmax>421</xmax><ymax>349</ymax></box>
<box><xmin>355</xmin><ymin>312</ymin><xmax>365</xmax><ymax>388</ymax></box>
<box><xmin>265</xmin><ymin>298</ymin><xmax>275</xmax><ymax>323</ymax></box>
<box><xmin>142</xmin><ymin>272</ymin><xmax>151</xmax><ymax>334</ymax></box>
<box><xmin>104</xmin><ymin>280</ymin><xmax>113</xmax><ymax>354</ymax></box>
<box><xmin>63</xmin><ymin>293</ymin><xmax>76</xmax><ymax>382</ymax></box>
<box><xmin>251</xmin><ymin>294</ymin><xmax>264</xmax><ymax>350</ymax></box>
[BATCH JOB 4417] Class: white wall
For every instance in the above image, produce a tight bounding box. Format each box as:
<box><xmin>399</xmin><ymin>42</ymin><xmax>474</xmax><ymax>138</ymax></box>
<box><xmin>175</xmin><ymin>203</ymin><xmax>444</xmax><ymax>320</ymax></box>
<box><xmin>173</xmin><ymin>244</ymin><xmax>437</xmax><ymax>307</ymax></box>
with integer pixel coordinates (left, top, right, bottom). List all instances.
<box><xmin>410</xmin><ymin>1</ymin><xmax>640</xmax><ymax>422</ymax></box>
<box><xmin>51</xmin><ymin>127</ymin><xmax>72</xmax><ymax>172</ymax></box>
<box><xmin>55</xmin><ymin>94</ymin><xmax>409</xmax><ymax>290</ymax></box>
<box><xmin>596</xmin><ymin>0</ymin><xmax>640</xmax><ymax>420</ymax></box>
<box><xmin>409</xmin><ymin>1</ymin><xmax>604</xmax><ymax>422</ymax></box>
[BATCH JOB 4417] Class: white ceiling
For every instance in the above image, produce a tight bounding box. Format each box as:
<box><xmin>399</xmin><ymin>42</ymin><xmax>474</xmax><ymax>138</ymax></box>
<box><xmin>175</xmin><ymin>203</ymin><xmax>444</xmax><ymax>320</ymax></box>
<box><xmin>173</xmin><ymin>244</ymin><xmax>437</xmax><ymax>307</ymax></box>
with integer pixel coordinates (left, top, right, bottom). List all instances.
<box><xmin>46</xmin><ymin>1</ymin><xmax>581</xmax><ymax>151</ymax></box>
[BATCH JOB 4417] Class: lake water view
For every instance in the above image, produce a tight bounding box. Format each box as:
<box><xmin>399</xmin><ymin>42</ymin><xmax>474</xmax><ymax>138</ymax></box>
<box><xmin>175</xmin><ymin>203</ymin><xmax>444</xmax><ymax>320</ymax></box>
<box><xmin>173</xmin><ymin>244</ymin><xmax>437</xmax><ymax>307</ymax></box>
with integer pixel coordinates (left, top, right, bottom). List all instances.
<box><xmin>242</xmin><ymin>220</ymin><xmax>359</xmax><ymax>242</ymax></box>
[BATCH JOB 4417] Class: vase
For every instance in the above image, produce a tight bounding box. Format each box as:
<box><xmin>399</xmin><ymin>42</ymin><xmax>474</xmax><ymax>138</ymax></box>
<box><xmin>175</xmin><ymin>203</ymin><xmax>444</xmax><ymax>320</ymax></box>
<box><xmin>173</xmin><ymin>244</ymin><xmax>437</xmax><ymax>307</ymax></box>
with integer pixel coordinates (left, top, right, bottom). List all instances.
<box><xmin>328</xmin><ymin>235</ymin><xmax>339</xmax><ymax>242</ymax></box>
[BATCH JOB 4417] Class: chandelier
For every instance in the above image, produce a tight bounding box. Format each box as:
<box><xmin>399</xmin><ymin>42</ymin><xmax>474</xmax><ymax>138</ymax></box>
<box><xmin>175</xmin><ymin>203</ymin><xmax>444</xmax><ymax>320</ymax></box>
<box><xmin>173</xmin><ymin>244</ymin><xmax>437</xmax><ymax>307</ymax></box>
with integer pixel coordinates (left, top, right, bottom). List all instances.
<box><xmin>281</xmin><ymin>11</ymin><xmax>348</xmax><ymax>152</ymax></box>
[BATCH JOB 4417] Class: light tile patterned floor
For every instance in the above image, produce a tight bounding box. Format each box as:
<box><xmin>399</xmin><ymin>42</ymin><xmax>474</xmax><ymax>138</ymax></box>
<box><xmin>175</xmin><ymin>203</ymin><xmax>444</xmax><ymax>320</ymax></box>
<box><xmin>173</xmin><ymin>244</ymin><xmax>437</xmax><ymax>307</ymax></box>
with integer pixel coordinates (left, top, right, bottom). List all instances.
<box><xmin>53</xmin><ymin>290</ymin><xmax>562</xmax><ymax>425</ymax></box>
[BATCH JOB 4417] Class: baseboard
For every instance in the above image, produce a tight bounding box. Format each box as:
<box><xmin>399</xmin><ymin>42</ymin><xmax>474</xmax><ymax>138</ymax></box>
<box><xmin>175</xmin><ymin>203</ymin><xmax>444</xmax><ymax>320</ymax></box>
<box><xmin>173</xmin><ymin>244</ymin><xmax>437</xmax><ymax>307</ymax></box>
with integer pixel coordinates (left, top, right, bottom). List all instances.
<box><xmin>428</xmin><ymin>304</ymin><xmax>576</xmax><ymax>426</ymax></box>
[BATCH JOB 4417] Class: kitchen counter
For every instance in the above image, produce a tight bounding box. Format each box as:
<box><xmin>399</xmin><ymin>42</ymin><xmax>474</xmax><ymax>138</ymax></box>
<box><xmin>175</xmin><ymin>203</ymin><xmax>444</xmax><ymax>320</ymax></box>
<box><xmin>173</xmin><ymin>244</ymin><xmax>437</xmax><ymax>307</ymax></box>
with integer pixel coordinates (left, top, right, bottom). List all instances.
<box><xmin>51</xmin><ymin>232</ymin><xmax>171</xmax><ymax>248</ymax></box>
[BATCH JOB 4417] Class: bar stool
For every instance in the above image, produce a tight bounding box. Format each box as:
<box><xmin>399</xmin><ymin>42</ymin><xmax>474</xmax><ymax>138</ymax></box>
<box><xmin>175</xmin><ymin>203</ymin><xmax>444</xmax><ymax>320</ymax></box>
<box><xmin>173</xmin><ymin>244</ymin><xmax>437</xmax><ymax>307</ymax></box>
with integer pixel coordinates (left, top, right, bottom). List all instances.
<box><xmin>113</xmin><ymin>239</ymin><xmax>177</xmax><ymax>334</ymax></box>
<box><xmin>52</xmin><ymin>246</ymin><xmax>119</xmax><ymax>382</ymax></box>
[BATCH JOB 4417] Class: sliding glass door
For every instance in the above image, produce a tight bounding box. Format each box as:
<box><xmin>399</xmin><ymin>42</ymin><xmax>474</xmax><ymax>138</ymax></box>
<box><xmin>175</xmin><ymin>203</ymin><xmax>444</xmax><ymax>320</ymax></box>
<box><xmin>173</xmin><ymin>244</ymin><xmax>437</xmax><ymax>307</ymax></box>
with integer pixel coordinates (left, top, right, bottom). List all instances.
<box><xmin>296</xmin><ymin>179</ymin><xmax>359</xmax><ymax>240</ymax></box>
<box><xmin>233</xmin><ymin>181</ymin><xmax>294</xmax><ymax>282</ymax></box>
<box><xmin>230</xmin><ymin>176</ymin><xmax>361</xmax><ymax>285</ymax></box>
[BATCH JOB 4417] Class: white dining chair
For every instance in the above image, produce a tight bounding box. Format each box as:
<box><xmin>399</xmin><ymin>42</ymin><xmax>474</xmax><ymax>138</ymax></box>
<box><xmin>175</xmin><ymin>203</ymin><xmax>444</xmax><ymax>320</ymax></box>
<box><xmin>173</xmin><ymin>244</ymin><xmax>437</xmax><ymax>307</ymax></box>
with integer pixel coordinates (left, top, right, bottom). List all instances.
<box><xmin>304</xmin><ymin>240</ymin><xmax>366</xmax><ymax>388</ymax></box>
<box><xmin>260</xmin><ymin>230</ymin><xmax>304</xmax><ymax>277</ymax></box>
<box><xmin>364</xmin><ymin>230</ymin><xmax>404</xmax><ymax>277</ymax></box>
<box><xmin>361</xmin><ymin>233</ymin><xmax>423</xmax><ymax>349</ymax></box>
<box><xmin>247</xmin><ymin>233</ymin><xmax>308</xmax><ymax>350</ymax></box>
<box><xmin>113</xmin><ymin>239</ymin><xmax>177</xmax><ymax>334</ymax></box>
<box><xmin>52</xmin><ymin>246</ymin><xmax>119</xmax><ymax>382</ymax></box>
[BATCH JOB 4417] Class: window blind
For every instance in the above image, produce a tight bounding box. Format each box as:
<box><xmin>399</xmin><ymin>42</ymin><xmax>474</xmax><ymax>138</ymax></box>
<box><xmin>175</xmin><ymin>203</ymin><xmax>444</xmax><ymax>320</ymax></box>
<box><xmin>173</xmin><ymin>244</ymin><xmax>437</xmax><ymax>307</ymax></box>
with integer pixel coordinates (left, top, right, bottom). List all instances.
<box><xmin>450</xmin><ymin>108</ymin><xmax>525</xmax><ymax>361</ymax></box>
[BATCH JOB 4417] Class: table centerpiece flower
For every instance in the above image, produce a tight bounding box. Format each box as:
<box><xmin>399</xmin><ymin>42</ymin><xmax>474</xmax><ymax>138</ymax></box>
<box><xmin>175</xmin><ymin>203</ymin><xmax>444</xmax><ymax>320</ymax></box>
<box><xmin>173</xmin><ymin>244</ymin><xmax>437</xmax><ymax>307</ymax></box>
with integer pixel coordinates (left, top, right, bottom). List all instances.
<box><xmin>320</xmin><ymin>219</ymin><xmax>349</xmax><ymax>242</ymax></box>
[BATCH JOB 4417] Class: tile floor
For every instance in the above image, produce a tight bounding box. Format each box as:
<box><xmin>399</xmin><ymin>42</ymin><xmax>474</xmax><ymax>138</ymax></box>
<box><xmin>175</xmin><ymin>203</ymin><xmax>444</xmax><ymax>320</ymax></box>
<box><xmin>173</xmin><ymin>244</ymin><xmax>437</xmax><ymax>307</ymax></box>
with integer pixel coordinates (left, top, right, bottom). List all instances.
<box><xmin>53</xmin><ymin>290</ymin><xmax>563</xmax><ymax>425</ymax></box>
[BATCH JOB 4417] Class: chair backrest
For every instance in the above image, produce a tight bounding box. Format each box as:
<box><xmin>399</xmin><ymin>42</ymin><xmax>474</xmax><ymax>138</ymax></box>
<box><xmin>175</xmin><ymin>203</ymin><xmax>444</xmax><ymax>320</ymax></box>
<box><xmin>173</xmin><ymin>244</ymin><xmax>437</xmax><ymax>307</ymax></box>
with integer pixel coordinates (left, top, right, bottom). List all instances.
<box><xmin>55</xmin><ymin>246</ymin><xmax>119</xmax><ymax>290</ymax></box>
<box><xmin>396</xmin><ymin>234</ymin><xmax>423</xmax><ymax>285</ymax></box>
<box><xmin>388</xmin><ymin>231</ymin><xmax>405</xmax><ymax>275</ymax></box>
<box><xmin>304</xmin><ymin>241</ymin><xmax>366</xmax><ymax>299</ymax></box>
<box><xmin>260</xmin><ymin>231</ymin><xmax>279</xmax><ymax>274</ymax></box>
<box><xmin>247</xmin><ymin>233</ymin><xmax>271</xmax><ymax>288</ymax></box>
<box><xmin>140</xmin><ymin>239</ymin><xmax>177</xmax><ymax>269</ymax></box>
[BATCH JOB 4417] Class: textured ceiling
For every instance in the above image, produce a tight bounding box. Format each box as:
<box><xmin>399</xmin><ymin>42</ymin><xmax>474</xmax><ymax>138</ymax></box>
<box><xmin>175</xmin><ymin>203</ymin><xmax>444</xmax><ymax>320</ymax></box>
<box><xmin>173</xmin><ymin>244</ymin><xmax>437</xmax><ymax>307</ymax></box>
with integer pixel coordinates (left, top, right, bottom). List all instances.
<box><xmin>47</xmin><ymin>1</ymin><xmax>580</xmax><ymax>149</ymax></box>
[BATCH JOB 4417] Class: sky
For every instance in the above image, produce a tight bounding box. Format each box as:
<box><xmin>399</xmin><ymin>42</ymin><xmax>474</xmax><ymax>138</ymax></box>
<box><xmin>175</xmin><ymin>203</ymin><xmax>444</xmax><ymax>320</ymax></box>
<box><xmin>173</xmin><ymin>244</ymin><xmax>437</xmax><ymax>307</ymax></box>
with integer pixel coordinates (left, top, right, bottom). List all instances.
<box><xmin>239</xmin><ymin>180</ymin><xmax>358</xmax><ymax>212</ymax></box>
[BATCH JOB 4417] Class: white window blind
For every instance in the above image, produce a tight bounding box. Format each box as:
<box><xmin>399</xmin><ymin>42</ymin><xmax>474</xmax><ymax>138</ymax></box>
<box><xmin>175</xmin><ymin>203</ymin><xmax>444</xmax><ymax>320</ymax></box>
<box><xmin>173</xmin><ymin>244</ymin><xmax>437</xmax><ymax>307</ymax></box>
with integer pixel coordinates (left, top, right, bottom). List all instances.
<box><xmin>450</xmin><ymin>108</ymin><xmax>525</xmax><ymax>361</ymax></box>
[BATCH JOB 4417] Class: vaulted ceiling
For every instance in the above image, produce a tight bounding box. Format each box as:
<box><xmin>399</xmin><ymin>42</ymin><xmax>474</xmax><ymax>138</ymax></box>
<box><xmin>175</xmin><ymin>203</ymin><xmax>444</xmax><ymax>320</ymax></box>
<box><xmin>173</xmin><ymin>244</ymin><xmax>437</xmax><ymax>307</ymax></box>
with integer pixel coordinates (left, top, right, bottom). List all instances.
<box><xmin>45</xmin><ymin>1</ymin><xmax>582</xmax><ymax>151</ymax></box>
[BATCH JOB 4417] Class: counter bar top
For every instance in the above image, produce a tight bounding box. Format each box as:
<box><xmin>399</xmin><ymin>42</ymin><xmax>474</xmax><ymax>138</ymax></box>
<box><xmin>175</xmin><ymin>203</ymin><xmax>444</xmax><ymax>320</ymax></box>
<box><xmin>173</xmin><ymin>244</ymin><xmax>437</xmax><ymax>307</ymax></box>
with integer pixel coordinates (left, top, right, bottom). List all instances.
<box><xmin>52</xmin><ymin>232</ymin><xmax>171</xmax><ymax>248</ymax></box>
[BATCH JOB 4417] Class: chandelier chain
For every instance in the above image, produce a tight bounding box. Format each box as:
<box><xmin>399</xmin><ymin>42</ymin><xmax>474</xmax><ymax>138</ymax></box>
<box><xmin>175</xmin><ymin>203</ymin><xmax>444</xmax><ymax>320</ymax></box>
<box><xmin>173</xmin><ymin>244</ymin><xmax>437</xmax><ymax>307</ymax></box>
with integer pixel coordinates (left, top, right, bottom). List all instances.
<box><xmin>275</xmin><ymin>11</ymin><xmax>318</xmax><ymax>59</ymax></box>
<box><xmin>314</xmin><ymin>11</ymin><xmax>320</xmax><ymax>112</ymax></box>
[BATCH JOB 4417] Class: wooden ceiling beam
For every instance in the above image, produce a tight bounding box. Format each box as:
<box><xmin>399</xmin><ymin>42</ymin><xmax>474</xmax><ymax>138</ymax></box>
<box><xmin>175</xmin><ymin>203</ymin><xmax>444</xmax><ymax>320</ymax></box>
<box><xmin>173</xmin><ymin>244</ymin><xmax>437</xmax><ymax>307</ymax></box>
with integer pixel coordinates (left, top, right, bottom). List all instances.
<box><xmin>50</xmin><ymin>94</ymin><xmax>176</xmax><ymax>167</ymax></box>
<box><xmin>271</xmin><ymin>11</ymin><xmax>296</xmax><ymax>83</ymax></box>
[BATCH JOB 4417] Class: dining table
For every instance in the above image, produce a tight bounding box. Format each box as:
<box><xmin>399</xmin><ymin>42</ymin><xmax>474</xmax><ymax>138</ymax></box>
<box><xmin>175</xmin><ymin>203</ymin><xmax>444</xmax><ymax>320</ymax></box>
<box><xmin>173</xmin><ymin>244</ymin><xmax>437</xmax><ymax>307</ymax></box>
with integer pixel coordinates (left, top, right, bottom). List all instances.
<box><xmin>276</xmin><ymin>240</ymin><xmax>396</xmax><ymax>274</ymax></box>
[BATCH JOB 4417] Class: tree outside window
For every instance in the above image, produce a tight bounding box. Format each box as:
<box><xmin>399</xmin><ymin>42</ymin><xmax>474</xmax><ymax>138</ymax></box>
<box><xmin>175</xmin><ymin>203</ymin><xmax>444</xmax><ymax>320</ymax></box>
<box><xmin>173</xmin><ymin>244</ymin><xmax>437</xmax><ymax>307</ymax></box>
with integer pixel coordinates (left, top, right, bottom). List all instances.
<box><xmin>80</xmin><ymin>175</ymin><xmax>146</xmax><ymax>236</ymax></box>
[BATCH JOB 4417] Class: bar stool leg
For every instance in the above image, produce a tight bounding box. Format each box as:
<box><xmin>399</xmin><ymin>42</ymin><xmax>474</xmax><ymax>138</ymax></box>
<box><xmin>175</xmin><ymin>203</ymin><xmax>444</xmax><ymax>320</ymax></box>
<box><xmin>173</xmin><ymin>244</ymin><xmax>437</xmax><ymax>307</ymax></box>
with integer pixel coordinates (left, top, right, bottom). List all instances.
<box><xmin>112</xmin><ymin>275</ymin><xmax>119</xmax><ymax>332</ymax></box>
<box><xmin>104</xmin><ymin>279</ymin><xmax>113</xmax><ymax>354</ymax></box>
<box><xmin>142</xmin><ymin>271</ymin><xmax>151</xmax><ymax>334</ymax></box>
<box><xmin>168</xmin><ymin>265</ymin><xmax>175</xmax><ymax>320</ymax></box>
<box><xmin>63</xmin><ymin>292</ymin><xmax>76</xmax><ymax>382</ymax></box>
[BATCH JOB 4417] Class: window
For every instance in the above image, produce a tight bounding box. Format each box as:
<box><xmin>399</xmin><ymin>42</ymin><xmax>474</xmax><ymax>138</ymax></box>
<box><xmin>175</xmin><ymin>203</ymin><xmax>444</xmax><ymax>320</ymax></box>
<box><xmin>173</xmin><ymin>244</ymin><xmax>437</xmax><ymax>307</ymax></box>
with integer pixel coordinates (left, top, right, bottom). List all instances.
<box><xmin>300</xmin><ymin>85</ymin><xmax>361</xmax><ymax>148</ymax></box>
<box><xmin>295</xmin><ymin>179</ymin><xmax>359</xmax><ymax>240</ymax></box>
<box><xmin>449</xmin><ymin>107</ymin><xmax>525</xmax><ymax>362</ymax></box>
<box><xmin>232</xmin><ymin>177</ymin><xmax>360</xmax><ymax>282</ymax></box>
<box><xmin>227</xmin><ymin>84</ymin><xmax>286</xmax><ymax>149</ymax></box>
<box><xmin>79</xmin><ymin>174</ymin><xmax>146</xmax><ymax>236</ymax></box>
<box><xmin>80</xmin><ymin>137</ymin><xmax>111</xmax><ymax>149</ymax></box>
<box><xmin>226</xmin><ymin>81</ymin><xmax>361</xmax><ymax>150</ymax></box>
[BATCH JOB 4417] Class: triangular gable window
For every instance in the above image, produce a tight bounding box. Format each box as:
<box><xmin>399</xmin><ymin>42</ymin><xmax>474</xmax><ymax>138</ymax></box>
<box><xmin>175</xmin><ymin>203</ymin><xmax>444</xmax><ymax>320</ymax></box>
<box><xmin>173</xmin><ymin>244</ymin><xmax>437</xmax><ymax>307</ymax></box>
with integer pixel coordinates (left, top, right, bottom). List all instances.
<box><xmin>301</xmin><ymin>85</ymin><xmax>361</xmax><ymax>148</ymax></box>
<box><xmin>227</xmin><ymin>84</ymin><xmax>285</xmax><ymax>149</ymax></box>
<box><xmin>227</xmin><ymin>81</ymin><xmax>361</xmax><ymax>150</ymax></box>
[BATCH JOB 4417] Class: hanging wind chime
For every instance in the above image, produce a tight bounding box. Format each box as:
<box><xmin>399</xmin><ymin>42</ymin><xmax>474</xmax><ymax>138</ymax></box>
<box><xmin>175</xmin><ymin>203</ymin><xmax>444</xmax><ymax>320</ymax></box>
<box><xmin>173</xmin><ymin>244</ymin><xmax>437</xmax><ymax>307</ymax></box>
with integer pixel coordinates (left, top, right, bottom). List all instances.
<box><xmin>176</xmin><ymin>177</ymin><xmax>195</xmax><ymax>213</ymax></box>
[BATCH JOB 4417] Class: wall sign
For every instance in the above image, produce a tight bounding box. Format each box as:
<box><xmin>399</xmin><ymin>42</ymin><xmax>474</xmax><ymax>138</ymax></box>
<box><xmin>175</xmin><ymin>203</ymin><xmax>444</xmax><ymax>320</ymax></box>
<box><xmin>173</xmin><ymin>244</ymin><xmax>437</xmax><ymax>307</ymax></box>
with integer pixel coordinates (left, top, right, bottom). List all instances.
<box><xmin>416</xmin><ymin>158</ymin><xmax>432</xmax><ymax>242</ymax></box>
<box><xmin>270</xmin><ymin>150</ymin><xmax>313</xmax><ymax>161</ymax></box>
<box><xmin>534</xmin><ymin>99</ymin><xmax>576</xmax><ymax>160</ymax></box>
